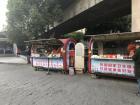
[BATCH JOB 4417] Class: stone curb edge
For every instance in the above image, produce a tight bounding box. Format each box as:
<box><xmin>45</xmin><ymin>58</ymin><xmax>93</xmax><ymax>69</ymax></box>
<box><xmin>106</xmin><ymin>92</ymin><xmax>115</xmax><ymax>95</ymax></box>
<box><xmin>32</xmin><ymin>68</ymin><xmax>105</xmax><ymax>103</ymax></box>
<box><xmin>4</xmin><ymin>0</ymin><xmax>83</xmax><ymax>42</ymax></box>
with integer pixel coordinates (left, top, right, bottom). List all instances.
<box><xmin>0</xmin><ymin>62</ymin><xmax>29</xmax><ymax>65</ymax></box>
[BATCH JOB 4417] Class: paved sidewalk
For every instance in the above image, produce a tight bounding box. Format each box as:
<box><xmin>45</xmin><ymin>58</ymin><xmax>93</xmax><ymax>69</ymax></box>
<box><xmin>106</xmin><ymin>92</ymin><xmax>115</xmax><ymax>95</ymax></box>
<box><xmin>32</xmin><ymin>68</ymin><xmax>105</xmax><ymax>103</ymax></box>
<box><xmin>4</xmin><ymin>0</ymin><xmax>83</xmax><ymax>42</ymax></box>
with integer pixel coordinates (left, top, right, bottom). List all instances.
<box><xmin>0</xmin><ymin>57</ymin><xmax>27</xmax><ymax>64</ymax></box>
<box><xmin>0</xmin><ymin>64</ymin><xmax>139</xmax><ymax>105</ymax></box>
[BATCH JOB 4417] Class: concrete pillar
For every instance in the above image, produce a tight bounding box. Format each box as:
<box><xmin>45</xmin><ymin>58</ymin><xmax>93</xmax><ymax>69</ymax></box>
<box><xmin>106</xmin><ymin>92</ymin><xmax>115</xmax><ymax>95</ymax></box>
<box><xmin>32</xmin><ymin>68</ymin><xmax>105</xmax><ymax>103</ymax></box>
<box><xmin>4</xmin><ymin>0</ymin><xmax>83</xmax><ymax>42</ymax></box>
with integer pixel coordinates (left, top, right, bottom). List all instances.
<box><xmin>132</xmin><ymin>0</ymin><xmax>140</xmax><ymax>32</ymax></box>
<box><xmin>3</xmin><ymin>49</ymin><xmax>5</xmax><ymax>55</ymax></box>
<box><xmin>13</xmin><ymin>43</ymin><xmax>17</xmax><ymax>55</ymax></box>
<box><xmin>97</xmin><ymin>41</ymin><xmax>103</xmax><ymax>55</ymax></box>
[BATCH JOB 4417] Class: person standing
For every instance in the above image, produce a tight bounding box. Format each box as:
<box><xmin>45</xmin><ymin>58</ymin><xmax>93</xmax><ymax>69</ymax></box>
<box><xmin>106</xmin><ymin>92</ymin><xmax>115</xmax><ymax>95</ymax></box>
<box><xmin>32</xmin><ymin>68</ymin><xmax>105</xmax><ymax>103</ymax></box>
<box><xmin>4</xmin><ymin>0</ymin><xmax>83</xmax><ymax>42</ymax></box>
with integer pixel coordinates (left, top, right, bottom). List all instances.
<box><xmin>132</xmin><ymin>41</ymin><xmax>140</xmax><ymax>96</ymax></box>
<box><xmin>16</xmin><ymin>47</ymin><xmax>20</xmax><ymax>57</ymax></box>
<box><xmin>26</xmin><ymin>46</ymin><xmax>31</xmax><ymax>64</ymax></box>
<box><xmin>127</xmin><ymin>42</ymin><xmax>136</xmax><ymax>57</ymax></box>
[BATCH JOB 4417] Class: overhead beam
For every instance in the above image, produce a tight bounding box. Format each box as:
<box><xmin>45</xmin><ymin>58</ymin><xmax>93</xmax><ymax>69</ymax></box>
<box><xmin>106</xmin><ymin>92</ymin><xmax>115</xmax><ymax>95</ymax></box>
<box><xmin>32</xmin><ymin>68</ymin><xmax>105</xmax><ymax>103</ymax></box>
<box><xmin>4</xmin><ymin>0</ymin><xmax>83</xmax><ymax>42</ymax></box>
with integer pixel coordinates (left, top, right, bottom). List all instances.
<box><xmin>47</xmin><ymin>0</ymin><xmax>131</xmax><ymax>37</ymax></box>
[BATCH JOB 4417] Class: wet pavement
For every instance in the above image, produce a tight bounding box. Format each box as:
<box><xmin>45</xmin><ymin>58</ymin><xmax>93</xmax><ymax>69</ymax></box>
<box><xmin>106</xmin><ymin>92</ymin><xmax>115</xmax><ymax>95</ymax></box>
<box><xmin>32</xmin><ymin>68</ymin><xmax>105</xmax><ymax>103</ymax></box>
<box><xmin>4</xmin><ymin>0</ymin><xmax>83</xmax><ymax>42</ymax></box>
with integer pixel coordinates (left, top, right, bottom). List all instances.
<box><xmin>0</xmin><ymin>64</ymin><xmax>139</xmax><ymax>105</ymax></box>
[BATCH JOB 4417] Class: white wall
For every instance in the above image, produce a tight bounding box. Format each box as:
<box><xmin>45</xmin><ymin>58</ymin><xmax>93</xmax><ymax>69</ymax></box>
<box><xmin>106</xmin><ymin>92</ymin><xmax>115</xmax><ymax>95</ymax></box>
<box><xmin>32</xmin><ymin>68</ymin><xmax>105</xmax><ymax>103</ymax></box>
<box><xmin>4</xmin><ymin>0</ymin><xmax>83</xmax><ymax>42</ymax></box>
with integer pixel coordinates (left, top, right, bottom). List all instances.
<box><xmin>13</xmin><ymin>43</ymin><xmax>17</xmax><ymax>55</ymax></box>
<box><xmin>132</xmin><ymin>0</ymin><xmax>140</xmax><ymax>32</ymax></box>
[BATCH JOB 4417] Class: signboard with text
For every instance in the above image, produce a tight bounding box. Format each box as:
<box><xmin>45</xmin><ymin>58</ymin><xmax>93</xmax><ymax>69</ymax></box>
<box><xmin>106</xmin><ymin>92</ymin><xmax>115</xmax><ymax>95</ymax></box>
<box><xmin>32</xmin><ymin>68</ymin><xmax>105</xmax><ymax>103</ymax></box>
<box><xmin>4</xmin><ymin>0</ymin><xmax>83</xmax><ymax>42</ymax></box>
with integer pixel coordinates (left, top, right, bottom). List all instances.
<box><xmin>91</xmin><ymin>58</ymin><xmax>135</xmax><ymax>77</ymax></box>
<box><xmin>32</xmin><ymin>57</ymin><xmax>63</xmax><ymax>69</ymax></box>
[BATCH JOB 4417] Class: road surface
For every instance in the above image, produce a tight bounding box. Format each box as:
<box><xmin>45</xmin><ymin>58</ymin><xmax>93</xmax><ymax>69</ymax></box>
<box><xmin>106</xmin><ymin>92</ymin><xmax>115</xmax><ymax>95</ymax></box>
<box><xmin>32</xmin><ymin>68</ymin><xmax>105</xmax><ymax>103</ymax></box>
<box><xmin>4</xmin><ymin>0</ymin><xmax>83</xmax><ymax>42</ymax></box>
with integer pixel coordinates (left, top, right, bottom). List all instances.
<box><xmin>0</xmin><ymin>56</ymin><xmax>27</xmax><ymax>64</ymax></box>
<box><xmin>0</xmin><ymin>64</ymin><xmax>139</xmax><ymax>105</ymax></box>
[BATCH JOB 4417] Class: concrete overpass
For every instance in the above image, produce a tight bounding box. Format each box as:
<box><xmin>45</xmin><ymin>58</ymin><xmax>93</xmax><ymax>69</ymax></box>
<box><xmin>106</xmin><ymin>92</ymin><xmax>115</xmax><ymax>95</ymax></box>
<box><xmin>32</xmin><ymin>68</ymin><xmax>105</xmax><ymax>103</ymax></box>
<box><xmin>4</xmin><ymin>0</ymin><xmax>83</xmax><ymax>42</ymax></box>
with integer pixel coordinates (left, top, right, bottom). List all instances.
<box><xmin>47</xmin><ymin>0</ymin><xmax>140</xmax><ymax>37</ymax></box>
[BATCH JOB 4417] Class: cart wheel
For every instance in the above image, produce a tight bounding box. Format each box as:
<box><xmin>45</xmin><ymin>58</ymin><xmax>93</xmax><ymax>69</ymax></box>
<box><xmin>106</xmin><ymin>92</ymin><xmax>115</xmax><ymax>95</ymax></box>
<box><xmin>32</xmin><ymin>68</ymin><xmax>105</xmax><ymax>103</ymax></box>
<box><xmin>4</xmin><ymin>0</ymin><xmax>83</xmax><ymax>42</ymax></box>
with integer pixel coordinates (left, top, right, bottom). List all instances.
<box><xmin>94</xmin><ymin>74</ymin><xmax>101</xmax><ymax>79</ymax></box>
<box><xmin>41</xmin><ymin>68</ymin><xmax>44</xmax><ymax>71</ymax></box>
<box><xmin>90</xmin><ymin>74</ymin><xmax>100</xmax><ymax>79</ymax></box>
<box><xmin>34</xmin><ymin>67</ymin><xmax>38</xmax><ymax>71</ymax></box>
<box><xmin>63</xmin><ymin>71</ymin><xmax>67</xmax><ymax>74</ymax></box>
<box><xmin>36</xmin><ymin>67</ymin><xmax>40</xmax><ymax>71</ymax></box>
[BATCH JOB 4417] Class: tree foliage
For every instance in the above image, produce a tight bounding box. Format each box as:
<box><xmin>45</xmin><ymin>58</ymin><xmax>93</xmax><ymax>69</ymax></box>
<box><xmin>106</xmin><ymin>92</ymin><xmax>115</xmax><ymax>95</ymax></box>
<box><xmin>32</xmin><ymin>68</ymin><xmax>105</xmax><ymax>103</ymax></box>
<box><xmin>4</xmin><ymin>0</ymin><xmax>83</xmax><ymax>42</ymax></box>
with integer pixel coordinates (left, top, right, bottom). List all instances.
<box><xmin>7</xmin><ymin>0</ymin><xmax>131</xmax><ymax>48</ymax></box>
<box><xmin>7</xmin><ymin>0</ymin><xmax>63</xmax><ymax>47</ymax></box>
<box><xmin>64</xmin><ymin>32</ymin><xmax>84</xmax><ymax>41</ymax></box>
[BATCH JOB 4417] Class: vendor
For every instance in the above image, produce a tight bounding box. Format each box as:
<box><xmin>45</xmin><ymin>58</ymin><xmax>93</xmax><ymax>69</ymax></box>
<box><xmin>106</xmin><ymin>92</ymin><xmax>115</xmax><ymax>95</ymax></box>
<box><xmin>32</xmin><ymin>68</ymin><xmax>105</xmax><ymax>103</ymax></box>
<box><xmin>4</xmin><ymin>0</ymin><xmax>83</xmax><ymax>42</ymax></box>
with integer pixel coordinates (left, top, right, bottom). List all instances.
<box><xmin>57</xmin><ymin>47</ymin><xmax>62</xmax><ymax>57</ymax></box>
<box><xmin>127</xmin><ymin>42</ymin><xmax>136</xmax><ymax>57</ymax></box>
<box><xmin>26</xmin><ymin>46</ymin><xmax>31</xmax><ymax>64</ymax></box>
<box><xmin>132</xmin><ymin>40</ymin><xmax>140</xmax><ymax>96</ymax></box>
<box><xmin>49</xmin><ymin>47</ymin><xmax>62</xmax><ymax>57</ymax></box>
<box><xmin>52</xmin><ymin>49</ymin><xmax>57</xmax><ymax>57</ymax></box>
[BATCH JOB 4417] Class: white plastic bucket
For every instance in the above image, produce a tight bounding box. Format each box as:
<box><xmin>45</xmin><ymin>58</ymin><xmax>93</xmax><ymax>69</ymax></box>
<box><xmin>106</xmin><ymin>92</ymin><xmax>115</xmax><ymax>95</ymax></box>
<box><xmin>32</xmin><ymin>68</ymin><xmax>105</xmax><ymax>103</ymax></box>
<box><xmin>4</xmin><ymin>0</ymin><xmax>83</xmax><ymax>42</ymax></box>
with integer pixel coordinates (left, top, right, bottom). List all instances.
<box><xmin>69</xmin><ymin>67</ymin><xmax>75</xmax><ymax>75</ymax></box>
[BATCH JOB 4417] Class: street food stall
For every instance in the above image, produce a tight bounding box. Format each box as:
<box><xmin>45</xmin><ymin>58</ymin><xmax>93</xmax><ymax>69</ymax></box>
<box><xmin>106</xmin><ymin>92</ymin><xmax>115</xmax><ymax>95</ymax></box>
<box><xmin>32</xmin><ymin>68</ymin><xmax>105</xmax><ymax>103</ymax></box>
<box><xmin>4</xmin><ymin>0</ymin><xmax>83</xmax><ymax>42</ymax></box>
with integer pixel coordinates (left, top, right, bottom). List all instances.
<box><xmin>27</xmin><ymin>38</ymin><xmax>76</xmax><ymax>73</ymax></box>
<box><xmin>88</xmin><ymin>32</ymin><xmax>140</xmax><ymax>78</ymax></box>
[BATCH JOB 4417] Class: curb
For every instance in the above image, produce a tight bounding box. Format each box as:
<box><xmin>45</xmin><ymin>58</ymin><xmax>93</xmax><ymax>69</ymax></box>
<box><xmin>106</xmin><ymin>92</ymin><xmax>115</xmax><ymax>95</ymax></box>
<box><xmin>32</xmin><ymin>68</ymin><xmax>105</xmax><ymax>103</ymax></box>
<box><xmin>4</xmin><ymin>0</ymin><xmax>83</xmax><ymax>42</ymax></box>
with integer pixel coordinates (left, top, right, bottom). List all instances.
<box><xmin>0</xmin><ymin>62</ymin><xmax>28</xmax><ymax>65</ymax></box>
<box><xmin>0</xmin><ymin>54</ymin><xmax>15</xmax><ymax>57</ymax></box>
<box><xmin>0</xmin><ymin>55</ymin><xmax>28</xmax><ymax>65</ymax></box>
<box><xmin>19</xmin><ymin>55</ymin><xmax>27</xmax><ymax>61</ymax></box>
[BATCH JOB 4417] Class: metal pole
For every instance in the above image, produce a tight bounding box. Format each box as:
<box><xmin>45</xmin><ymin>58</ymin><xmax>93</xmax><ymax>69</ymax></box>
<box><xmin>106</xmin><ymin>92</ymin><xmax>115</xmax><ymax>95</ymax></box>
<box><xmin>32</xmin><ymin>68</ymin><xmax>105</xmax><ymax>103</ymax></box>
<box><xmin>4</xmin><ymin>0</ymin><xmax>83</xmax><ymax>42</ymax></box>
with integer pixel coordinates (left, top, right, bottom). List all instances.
<box><xmin>46</xmin><ymin>58</ymin><xmax>50</xmax><ymax>75</ymax></box>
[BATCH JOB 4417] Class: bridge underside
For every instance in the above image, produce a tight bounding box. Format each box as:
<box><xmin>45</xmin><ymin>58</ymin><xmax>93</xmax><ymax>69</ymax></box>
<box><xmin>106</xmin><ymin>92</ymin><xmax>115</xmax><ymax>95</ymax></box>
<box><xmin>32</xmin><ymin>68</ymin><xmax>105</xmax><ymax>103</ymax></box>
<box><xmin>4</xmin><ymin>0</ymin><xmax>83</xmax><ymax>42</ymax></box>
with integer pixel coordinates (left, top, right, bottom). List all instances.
<box><xmin>47</xmin><ymin>0</ymin><xmax>131</xmax><ymax>37</ymax></box>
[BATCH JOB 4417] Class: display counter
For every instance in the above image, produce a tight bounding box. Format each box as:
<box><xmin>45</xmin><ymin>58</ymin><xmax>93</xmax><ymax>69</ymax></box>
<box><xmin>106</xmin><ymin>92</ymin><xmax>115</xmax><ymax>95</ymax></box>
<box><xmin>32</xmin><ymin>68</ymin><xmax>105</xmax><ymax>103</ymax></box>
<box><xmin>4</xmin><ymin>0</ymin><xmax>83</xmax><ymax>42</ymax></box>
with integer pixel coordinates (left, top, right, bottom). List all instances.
<box><xmin>26</xmin><ymin>38</ymin><xmax>76</xmax><ymax>73</ymax></box>
<box><xmin>32</xmin><ymin>57</ymin><xmax>63</xmax><ymax>70</ymax></box>
<box><xmin>87</xmin><ymin>32</ymin><xmax>140</xmax><ymax>79</ymax></box>
<box><xmin>91</xmin><ymin>57</ymin><xmax>135</xmax><ymax>77</ymax></box>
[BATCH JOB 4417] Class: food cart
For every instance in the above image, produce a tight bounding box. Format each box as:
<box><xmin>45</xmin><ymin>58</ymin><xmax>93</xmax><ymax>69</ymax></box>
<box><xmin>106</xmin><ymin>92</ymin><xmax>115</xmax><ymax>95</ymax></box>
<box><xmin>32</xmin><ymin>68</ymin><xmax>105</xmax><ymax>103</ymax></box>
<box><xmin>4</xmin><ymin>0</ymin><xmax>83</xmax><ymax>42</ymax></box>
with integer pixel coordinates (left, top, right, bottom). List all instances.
<box><xmin>28</xmin><ymin>38</ymin><xmax>76</xmax><ymax>73</ymax></box>
<box><xmin>88</xmin><ymin>32</ymin><xmax>140</xmax><ymax>78</ymax></box>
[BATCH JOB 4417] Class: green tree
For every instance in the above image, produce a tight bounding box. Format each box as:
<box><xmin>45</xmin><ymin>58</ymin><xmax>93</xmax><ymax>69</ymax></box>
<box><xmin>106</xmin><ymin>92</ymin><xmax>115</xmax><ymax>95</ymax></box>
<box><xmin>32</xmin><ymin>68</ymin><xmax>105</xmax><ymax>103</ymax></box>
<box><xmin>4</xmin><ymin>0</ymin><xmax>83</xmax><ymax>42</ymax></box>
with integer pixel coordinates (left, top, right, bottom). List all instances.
<box><xmin>7</xmin><ymin>0</ymin><xmax>63</xmax><ymax>48</ymax></box>
<box><xmin>64</xmin><ymin>32</ymin><xmax>84</xmax><ymax>41</ymax></box>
